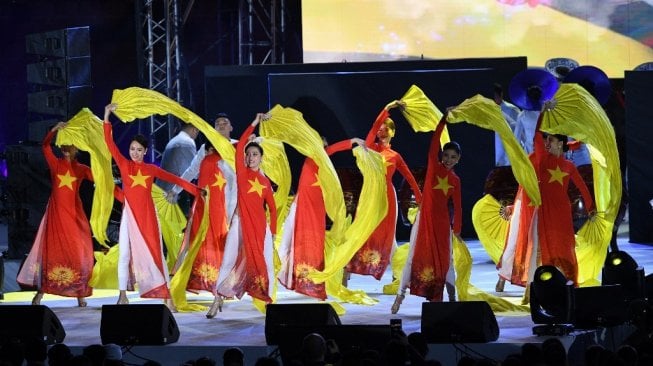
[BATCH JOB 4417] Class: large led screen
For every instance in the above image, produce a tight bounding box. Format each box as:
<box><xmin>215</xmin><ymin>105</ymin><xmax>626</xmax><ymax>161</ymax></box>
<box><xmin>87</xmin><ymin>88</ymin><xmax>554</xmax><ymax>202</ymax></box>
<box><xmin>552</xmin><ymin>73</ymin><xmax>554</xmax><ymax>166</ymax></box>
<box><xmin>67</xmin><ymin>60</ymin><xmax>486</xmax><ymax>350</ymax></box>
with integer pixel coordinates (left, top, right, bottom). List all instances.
<box><xmin>302</xmin><ymin>0</ymin><xmax>653</xmax><ymax>77</ymax></box>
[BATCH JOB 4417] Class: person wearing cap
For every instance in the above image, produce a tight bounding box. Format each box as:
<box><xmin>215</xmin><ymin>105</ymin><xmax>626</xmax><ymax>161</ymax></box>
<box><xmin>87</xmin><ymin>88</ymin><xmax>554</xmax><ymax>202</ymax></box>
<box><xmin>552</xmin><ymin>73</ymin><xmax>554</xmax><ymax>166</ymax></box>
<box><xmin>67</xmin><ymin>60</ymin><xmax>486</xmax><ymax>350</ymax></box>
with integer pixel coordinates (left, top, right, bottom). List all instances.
<box><xmin>346</xmin><ymin>100</ymin><xmax>422</xmax><ymax>281</ymax></box>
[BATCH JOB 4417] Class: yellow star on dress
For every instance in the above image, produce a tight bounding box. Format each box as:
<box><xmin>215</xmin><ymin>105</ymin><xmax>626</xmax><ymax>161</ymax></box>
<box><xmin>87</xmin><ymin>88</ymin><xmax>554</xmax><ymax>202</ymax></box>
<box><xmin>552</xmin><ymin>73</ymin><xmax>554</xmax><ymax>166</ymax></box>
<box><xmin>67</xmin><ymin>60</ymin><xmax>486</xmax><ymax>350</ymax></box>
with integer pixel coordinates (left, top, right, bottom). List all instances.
<box><xmin>212</xmin><ymin>172</ymin><xmax>226</xmax><ymax>190</ymax></box>
<box><xmin>247</xmin><ymin>177</ymin><xmax>266</xmax><ymax>197</ymax></box>
<box><xmin>547</xmin><ymin>166</ymin><xmax>569</xmax><ymax>185</ymax></box>
<box><xmin>57</xmin><ymin>170</ymin><xmax>77</xmax><ymax>190</ymax></box>
<box><xmin>433</xmin><ymin>175</ymin><xmax>453</xmax><ymax>195</ymax></box>
<box><xmin>129</xmin><ymin>169</ymin><xmax>151</xmax><ymax>188</ymax></box>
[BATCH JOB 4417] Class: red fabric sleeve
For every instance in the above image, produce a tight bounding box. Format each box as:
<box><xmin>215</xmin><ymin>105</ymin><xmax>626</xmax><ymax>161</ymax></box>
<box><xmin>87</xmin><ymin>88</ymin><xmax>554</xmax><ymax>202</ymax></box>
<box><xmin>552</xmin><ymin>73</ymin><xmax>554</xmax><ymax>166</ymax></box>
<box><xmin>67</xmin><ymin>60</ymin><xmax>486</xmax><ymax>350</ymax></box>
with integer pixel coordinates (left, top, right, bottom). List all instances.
<box><xmin>103</xmin><ymin>122</ymin><xmax>128</xmax><ymax>166</ymax></box>
<box><xmin>153</xmin><ymin>165</ymin><xmax>201</xmax><ymax>196</ymax></box>
<box><xmin>236</xmin><ymin>124</ymin><xmax>257</xmax><ymax>173</ymax></box>
<box><xmin>325</xmin><ymin>139</ymin><xmax>353</xmax><ymax>156</ymax></box>
<box><xmin>570</xmin><ymin>166</ymin><xmax>594</xmax><ymax>213</ymax></box>
<box><xmin>396</xmin><ymin>155</ymin><xmax>422</xmax><ymax>204</ymax></box>
<box><xmin>42</xmin><ymin>130</ymin><xmax>57</xmax><ymax>169</ymax></box>
<box><xmin>366</xmin><ymin>108</ymin><xmax>390</xmax><ymax>146</ymax></box>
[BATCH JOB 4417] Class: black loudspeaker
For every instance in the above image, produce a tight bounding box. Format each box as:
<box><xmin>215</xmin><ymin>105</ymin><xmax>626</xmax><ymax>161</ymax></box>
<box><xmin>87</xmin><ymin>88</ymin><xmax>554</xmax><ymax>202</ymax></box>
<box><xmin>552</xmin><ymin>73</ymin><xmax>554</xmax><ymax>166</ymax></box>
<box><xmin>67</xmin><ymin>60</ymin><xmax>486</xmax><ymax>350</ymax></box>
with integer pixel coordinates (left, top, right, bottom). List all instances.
<box><xmin>25</xmin><ymin>26</ymin><xmax>90</xmax><ymax>58</ymax></box>
<box><xmin>265</xmin><ymin>303</ymin><xmax>341</xmax><ymax>345</ymax></box>
<box><xmin>27</xmin><ymin>57</ymin><xmax>91</xmax><ymax>88</ymax></box>
<box><xmin>573</xmin><ymin>285</ymin><xmax>627</xmax><ymax>329</ymax></box>
<box><xmin>27</xmin><ymin>86</ymin><xmax>92</xmax><ymax>119</ymax></box>
<box><xmin>100</xmin><ymin>305</ymin><xmax>180</xmax><ymax>345</ymax></box>
<box><xmin>0</xmin><ymin>305</ymin><xmax>66</xmax><ymax>344</ymax></box>
<box><xmin>421</xmin><ymin>301</ymin><xmax>499</xmax><ymax>343</ymax></box>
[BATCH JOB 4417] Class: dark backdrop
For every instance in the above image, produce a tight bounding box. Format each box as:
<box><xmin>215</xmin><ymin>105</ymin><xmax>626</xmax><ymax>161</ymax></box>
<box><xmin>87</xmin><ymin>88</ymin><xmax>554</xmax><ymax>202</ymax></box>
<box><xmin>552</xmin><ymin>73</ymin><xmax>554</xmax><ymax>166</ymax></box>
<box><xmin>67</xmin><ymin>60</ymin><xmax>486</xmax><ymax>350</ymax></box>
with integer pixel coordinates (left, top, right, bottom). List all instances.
<box><xmin>625</xmin><ymin>71</ymin><xmax>653</xmax><ymax>243</ymax></box>
<box><xmin>205</xmin><ymin>58</ymin><xmax>527</xmax><ymax>239</ymax></box>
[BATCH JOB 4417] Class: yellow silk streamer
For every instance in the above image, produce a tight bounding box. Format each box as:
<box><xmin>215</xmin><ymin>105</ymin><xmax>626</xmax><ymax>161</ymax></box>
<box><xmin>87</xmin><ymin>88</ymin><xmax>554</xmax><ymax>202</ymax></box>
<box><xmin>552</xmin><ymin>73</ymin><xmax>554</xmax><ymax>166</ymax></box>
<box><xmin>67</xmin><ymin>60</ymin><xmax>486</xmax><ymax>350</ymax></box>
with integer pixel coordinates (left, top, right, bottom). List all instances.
<box><xmin>259</xmin><ymin>106</ymin><xmax>381</xmax><ymax>304</ymax></box>
<box><xmin>110</xmin><ymin>87</ymin><xmax>236</xmax><ymax>169</ymax></box>
<box><xmin>540</xmin><ymin>83</ymin><xmax>621</xmax><ymax>286</ymax></box>
<box><xmin>399</xmin><ymin>84</ymin><xmax>443</xmax><ymax>132</ymax></box>
<box><xmin>169</xmin><ymin>192</ymin><xmax>210</xmax><ymax>312</ymax></box>
<box><xmin>446</xmin><ymin>94</ymin><xmax>541</xmax><ymax>206</ymax></box>
<box><xmin>55</xmin><ymin>108</ymin><xmax>114</xmax><ymax>247</ymax></box>
<box><xmin>310</xmin><ymin>146</ymin><xmax>388</xmax><ymax>283</ymax></box>
<box><xmin>453</xmin><ymin>235</ymin><xmax>529</xmax><ymax>313</ymax></box>
<box><xmin>258</xmin><ymin>137</ymin><xmax>293</xmax><ymax>236</ymax></box>
<box><xmin>260</xmin><ymin>105</ymin><xmax>348</xmax><ymax>244</ymax></box>
<box><xmin>89</xmin><ymin>245</ymin><xmax>119</xmax><ymax>289</ymax></box>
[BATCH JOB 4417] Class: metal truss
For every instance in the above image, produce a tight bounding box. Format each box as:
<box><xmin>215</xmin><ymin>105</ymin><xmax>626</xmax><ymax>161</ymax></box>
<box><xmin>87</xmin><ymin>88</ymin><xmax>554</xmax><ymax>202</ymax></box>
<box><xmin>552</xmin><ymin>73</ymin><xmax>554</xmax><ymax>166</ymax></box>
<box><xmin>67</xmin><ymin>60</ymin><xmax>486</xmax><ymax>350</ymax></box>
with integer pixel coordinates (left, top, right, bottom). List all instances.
<box><xmin>136</xmin><ymin>0</ymin><xmax>184</xmax><ymax>162</ymax></box>
<box><xmin>238</xmin><ymin>0</ymin><xmax>286</xmax><ymax>65</ymax></box>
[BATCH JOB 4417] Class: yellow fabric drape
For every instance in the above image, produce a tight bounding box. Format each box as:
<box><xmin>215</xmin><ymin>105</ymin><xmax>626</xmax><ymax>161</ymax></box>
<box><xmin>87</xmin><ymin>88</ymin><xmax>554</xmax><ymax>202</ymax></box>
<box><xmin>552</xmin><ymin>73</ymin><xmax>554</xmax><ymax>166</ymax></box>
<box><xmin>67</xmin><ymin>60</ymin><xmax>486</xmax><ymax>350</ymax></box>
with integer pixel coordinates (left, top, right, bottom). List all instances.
<box><xmin>309</xmin><ymin>146</ymin><xmax>388</xmax><ymax>283</ymax></box>
<box><xmin>110</xmin><ymin>87</ymin><xmax>236</xmax><ymax>169</ymax></box>
<box><xmin>399</xmin><ymin>84</ymin><xmax>443</xmax><ymax>132</ymax></box>
<box><xmin>55</xmin><ymin>108</ymin><xmax>114</xmax><ymax>247</ymax></box>
<box><xmin>89</xmin><ymin>245</ymin><xmax>119</xmax><ymax>289</ymax></box>
<box><xmin>151</xmin><ymin>184</ymin><xmax>187</xmax><ymax>271</ymax></box>
<box><xmin>446</xmin><ymin>95</ymin><xmax>541</xmax><ymax>206</ymax></box>
<box><xmin>453</xmin><ymin>236</ymin><xmax>529</xmax><ymax>313</ymax></box>
<box><xmin>381</xmin><ymin>243</ymin><xmax>410</xmax><ymax>295</ymax></box>
<box><xmin>169</xmin><ymin>192</ymin><xmax>210</xmax><ymax>312</ymax></box>
<box><xmin>540</xmin><ymin>83</ymin><xmax>621</xmax><ymax>286</ymax></box>
<box><xmin>258</xmin><ymin>137</ymin><xmax>293</xmax><ymax>237</ymax></box>
<box><xmin>260</xmin><ymin>105</ymin><xmax>379</xmax><ymax>304</ymax></box>
<box><xmin>260</xmin><ymin>105</ymin><xmax>348</xmax><ymax>242</ymax></box>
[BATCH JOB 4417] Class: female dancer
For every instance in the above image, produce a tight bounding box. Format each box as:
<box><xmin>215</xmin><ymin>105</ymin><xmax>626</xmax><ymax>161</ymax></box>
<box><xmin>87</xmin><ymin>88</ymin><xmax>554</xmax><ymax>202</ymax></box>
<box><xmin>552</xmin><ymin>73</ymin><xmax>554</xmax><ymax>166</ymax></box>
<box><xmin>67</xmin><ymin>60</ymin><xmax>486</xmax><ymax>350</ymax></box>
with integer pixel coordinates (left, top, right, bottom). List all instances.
<box><xmin>278</xmin><ymin>136</ymin><xmax>366</xmax><ymax>300</ymax></box>
<box><xmin>392</xmin><ymin>118</ymin><xmax>462</xmax><ymax>312</ymax></box>
<box><xmin>346</xmin><ymin>101</ymin><xmax>422</xmax><ymax>280</ymax></box>
<box><xmin>499</xmin><ymin>127</ymin><xmax>594</xmax><ymax>295</ymax></box>
<box><xmin>17</xmin><ymin>122</ymin><xmax>94</xmax><ymax>307</ymax></box>
<box><xmin>215</xmin><ymin>113</ymin><xmax>277</xmax><ymax>306</ymax></box>
<box><xmin>103</xmin><ymin>103</ymin><xmax>202</xmax><ymax>307</ymax></box>
<box><xmin>180</xmin><ymin>142</ymin><xmax>230</xmax><ymax>317</ymax></box>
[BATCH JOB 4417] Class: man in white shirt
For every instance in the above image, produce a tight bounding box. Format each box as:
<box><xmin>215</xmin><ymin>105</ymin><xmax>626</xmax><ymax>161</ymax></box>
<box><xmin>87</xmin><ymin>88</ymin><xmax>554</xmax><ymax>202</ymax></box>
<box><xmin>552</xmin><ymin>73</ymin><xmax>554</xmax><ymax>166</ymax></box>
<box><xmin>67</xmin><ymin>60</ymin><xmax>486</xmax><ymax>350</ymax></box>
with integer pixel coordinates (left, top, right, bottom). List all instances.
<box><xmin>157</xmin><ymin>123</ymin><xmax>200</xmax><ymax>211</ymax></box>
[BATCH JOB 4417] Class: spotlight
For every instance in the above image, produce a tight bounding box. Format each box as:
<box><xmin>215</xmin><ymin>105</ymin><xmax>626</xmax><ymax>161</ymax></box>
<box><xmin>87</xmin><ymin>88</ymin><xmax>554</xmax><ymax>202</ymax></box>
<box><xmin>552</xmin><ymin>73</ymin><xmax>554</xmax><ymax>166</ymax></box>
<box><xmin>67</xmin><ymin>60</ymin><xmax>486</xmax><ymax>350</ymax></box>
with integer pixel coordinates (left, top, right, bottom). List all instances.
<box><xmin>602</xmin><ymin>250</ymin><xmax>645</xmax><ymax>302</ymax></box>
<box><xmin>530</xmin><ymin>265</ymin><xmax>575</xmax><ymax>336</ymax></box>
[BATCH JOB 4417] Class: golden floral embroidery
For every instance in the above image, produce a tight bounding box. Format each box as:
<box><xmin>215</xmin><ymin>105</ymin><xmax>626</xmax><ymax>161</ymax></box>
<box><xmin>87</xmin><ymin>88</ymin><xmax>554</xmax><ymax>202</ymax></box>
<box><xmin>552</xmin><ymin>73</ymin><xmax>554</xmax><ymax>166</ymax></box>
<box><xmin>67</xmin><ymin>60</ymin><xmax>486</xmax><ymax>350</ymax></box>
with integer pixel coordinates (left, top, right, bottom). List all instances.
<box><xmin>294</xmin><ymin>263</ymin><xmax>315</xmax><ymax>283</ymax></box>
<box><xmin>47</xmin><ymin>265</ymin><xmax>80</xmax><ymax>287</ymax></box>
<box><xmin>193</xmin><ymin>262</ymin><xmax>218</xmax><ymax>284</ymax></box>
<box><xmin>358</xmin><ymin>249</ymin><xmax>381</xmax><ymax>266</ymax></box>
<box><xmin>418</xmin><ymin>266</ymin><xmax>436</xmax><ymax>284</ymax></box>
<box><xmin>254</xmin><ymin>275</ymin><xmax>268</xmax><ymax>292</ymax></box>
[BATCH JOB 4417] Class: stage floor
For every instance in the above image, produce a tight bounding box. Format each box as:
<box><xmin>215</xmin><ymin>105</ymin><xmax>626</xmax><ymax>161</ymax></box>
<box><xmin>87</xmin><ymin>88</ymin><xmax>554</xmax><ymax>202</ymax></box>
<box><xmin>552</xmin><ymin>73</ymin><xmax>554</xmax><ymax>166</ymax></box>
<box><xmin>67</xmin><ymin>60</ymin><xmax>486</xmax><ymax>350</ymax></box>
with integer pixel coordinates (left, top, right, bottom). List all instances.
<box><xmin>0</xmin><ymin>225</ymin><xmax>648</xmax><ymax>365</ymax></box>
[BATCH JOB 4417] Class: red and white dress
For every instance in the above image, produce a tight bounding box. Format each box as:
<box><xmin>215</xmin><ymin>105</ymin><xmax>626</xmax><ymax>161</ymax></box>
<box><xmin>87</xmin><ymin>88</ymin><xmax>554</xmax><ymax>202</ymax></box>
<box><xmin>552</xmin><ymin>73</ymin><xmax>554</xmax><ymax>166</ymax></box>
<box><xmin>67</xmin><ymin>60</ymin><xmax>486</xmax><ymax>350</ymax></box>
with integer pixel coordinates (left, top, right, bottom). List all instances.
<box><xmin>17</xmin><ymin>130</ymin><xmax>95</xmax><ymax>298</ymax></box>
<box><xmin>216</xmin><ymin>124</ymin><xmax>277</xmax><ymax>303</ymax></box>
<box><xmin>278</xmin><ymin>139</ymin><xmax>354</xmax><ymax>300</ymax></box>
<box><xmin>399</xmin><ymin>120</ymin><xmax>461</xmax><ymax>302</ymax></box>
<box><xmin>103</xmin><ymin>122</ymin><xmax>201</xmax><ymax>298</ymax></box>
<box><xmin>498</xmin><ymin>125</ymin><xmax>594</xmax><ymax>286</ymax></box>
<box><xmin>347</xmin><ymin>108</ymin><xmax>422</xmax><ymax>280</ymax></box>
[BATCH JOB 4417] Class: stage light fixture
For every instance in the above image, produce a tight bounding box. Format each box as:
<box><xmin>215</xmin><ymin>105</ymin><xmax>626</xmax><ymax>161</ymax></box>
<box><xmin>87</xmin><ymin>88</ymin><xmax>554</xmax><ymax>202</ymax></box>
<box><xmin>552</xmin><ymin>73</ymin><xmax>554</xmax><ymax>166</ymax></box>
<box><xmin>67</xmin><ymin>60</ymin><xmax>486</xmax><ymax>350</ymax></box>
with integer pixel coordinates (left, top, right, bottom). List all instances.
<box><xmin>530</xmin><ymin>265</ymin><xmax>575</xmax><ymax>336</ymax></box>
<box><xmin>602</xmin><ymin>250</ymin><xmax>646</xmax><ymax>302</ymax></box>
